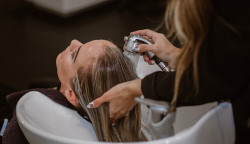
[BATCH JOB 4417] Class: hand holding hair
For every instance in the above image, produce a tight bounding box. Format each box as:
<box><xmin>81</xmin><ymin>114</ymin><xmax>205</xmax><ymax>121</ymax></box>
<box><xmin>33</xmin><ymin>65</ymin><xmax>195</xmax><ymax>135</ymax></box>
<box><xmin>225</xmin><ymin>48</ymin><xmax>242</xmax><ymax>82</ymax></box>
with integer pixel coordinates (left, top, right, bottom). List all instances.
<box><xmin>130</xmin><ymin>29</ymin><xmax>180</xmax><ymax>69</ymax></box>
<box><xmin>88</xmin><ymin>79</ymin><xmax>142</xmax><ymax>123</ymax></box>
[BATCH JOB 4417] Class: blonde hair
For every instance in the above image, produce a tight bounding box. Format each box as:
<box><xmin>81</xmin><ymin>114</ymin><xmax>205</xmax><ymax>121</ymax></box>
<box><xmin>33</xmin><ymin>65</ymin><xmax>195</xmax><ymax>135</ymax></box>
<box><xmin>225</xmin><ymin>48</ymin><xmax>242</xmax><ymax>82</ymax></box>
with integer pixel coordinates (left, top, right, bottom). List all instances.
<box><xmin>72</xmin><ymin>45</ymin><xmax>146</xmax><ymax>142</ymax></box>
<box><xmin>165</xmin><ymin>0</ymin><xmax>212</xmax><ymax>110</ymax></box>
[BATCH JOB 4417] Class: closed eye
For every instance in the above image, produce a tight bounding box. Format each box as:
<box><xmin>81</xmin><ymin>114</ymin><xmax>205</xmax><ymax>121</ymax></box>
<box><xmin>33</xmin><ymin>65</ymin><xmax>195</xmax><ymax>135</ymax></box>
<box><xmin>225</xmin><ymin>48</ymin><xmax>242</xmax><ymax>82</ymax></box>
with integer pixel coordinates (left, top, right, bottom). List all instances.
<box><xmin>73</xmin><ymin>46</ymin><xmax>82</xmax><ymax>63</ymax></box>
<box><xmin>71</xmin><ymin>50</ymin><xmax>77</xmax><ymax>59</ymax></box>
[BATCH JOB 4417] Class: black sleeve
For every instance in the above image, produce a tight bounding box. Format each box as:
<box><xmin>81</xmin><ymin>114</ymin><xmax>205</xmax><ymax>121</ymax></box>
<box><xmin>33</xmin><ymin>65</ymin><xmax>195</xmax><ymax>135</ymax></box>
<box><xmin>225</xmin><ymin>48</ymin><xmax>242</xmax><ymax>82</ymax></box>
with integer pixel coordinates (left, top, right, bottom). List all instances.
<box><xmin>141</xmin><ymin>71</ymin><xmax>175</xmax><ymax>102</ymax></box>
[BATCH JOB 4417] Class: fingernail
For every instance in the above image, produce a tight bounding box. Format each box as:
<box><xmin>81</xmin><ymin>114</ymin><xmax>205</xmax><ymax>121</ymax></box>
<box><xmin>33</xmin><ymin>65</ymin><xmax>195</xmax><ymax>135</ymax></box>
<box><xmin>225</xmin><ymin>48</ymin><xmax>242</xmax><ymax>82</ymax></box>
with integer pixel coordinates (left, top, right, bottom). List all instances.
<box><xmin>87</xmin><ymin>102</ymin><xmax>95</xmax><ymax>108</ymax></box>
<box><xmin>151</xmin><ymin>61</ymin><xmax>156</xmax><ymax>65</ymax></box>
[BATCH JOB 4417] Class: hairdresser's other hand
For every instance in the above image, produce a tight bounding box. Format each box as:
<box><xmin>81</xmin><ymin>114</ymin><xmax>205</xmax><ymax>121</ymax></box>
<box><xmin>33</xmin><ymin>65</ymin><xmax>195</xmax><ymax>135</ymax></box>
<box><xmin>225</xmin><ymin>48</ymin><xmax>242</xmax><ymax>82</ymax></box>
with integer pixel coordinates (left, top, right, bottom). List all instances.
<box><xmin>131</xmin><ymin>29</ymin><xmax>180</xmax><ymax>69</ymax></box>
<box><xmin>88</xmin><ymin>79</ymin><xmax>142</xmax><ymax>123</ymax></box>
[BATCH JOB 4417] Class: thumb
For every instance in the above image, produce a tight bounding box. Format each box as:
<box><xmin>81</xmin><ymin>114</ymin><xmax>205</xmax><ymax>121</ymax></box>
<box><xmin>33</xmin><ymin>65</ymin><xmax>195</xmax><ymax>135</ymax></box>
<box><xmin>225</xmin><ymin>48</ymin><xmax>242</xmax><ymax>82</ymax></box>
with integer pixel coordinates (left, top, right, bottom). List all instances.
<box><xmin>87</xmin><ymin>95</ymin><xmax>106</xmax><ymax>108</ymax></box>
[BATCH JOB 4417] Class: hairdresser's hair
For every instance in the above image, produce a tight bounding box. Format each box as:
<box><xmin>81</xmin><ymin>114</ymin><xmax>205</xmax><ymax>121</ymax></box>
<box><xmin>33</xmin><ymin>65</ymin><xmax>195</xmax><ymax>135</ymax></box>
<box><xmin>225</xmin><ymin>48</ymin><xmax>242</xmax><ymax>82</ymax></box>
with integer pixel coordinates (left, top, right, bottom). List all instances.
<box><xmin>71</xmin><ymin>45</ymin><xmax>145</xmax><ymax>142</ymax></box>
<box><xmin>165</xmin><ymin>0</ymin><xmax>212</xmax><ymax>109</ymax></box>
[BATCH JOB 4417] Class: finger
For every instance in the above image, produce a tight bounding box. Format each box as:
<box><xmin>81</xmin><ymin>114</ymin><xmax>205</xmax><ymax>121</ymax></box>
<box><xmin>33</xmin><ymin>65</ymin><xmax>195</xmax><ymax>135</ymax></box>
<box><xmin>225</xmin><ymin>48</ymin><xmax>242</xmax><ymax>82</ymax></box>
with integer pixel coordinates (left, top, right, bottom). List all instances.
<box><xmin>142</xmin><ymin>36</ymin><xmax>151</xmax><ymax>41</ymax></box>
<box><xmin>143</xmin><ymin>55</ymin><xmax>155</xmax><ymax>65</ymax></box>
<box><xmin>130</xmin><ymin>29</ymin><xmax>156</xmax><ymax>39</ymax></box>
<box><xmin>111</xmin><ymin>112</ymin><xmax>123</xmax><ymax>123</ymax></box>
<box><xmin>130</xmin><ymin>29</ymin><xmax>153</xmax><ymax>36</ymax></box>
<box><xmin>109</xmin><ymin>106</ymin><xmax>116</xmax><ymax>120</ymax></box>
<box><xmin>143</xmin><ymin>55</ymin><xmax>150</xmax><ymax>62</ymax></box>
<box><xmin>109</xmin><ymin>115</ymin><xmax>115</xmax><ymax>123</ymax></box>
<box><xmin>88</xmin><ymin>94</ymin><xmax>108</xmax><ymax>108</ymax></box>
<box><xmin>109</xmin><ymin>111</ymin><xmax>117</xmax><ymax>123</ymax></box>
<box><xmin>130</xmin><ymin>29</ymin><xmax>146</xmax><ymax>35</ymax></box>
<box><xmin>135</xmin><ymin>44</ymin><xmax>153</xmax><ymax>53</ymax></box>
<box><xmin>148</xmin><ymin>60</ymin><xmax>155</xmax><ymax>65</ymax></box>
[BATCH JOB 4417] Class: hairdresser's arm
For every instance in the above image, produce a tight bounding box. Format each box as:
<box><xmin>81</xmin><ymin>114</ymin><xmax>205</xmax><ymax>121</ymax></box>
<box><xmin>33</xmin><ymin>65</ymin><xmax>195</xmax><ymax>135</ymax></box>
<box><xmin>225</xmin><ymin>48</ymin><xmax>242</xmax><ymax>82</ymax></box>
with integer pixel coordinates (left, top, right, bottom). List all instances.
<box><xmin>141</xmin><ymin>71</ymin><xmax>175</xmax><ymax>101</ymax></box>
<box><xmin>130</xmin><ymin>29</ymin><xmax>180</xmax><ymax>69</ymax></box>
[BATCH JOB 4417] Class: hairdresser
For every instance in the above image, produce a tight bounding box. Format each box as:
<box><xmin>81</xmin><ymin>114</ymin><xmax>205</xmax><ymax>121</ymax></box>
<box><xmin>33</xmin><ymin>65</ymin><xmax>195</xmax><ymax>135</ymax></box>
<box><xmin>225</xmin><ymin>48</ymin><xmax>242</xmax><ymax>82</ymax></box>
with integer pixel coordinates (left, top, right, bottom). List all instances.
<box><xmin>89</xmin><ymin>0</ymin><xmax>250</xmax><ymax>143</ymax></box>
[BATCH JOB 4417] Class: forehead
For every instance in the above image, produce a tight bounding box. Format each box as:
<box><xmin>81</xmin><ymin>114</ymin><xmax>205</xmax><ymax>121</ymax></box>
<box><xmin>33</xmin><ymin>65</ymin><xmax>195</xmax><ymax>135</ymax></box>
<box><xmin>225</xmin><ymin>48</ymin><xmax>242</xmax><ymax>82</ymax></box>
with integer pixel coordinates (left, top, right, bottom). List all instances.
<box><xmin>74</xmin><ymin>40</ymin><xmax>116</xmax><ymax>68</ymax></box>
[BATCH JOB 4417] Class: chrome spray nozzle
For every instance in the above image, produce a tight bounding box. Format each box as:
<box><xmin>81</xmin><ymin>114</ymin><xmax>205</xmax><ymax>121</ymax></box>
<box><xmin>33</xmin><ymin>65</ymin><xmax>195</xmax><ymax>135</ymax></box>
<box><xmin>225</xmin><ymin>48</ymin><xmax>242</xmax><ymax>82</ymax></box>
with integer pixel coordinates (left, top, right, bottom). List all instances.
<box><xmin>123</xmin><ymin>35</ymin><xmax>171</xmax><ymax>72</ymax></box>
<box><xmin>124</xmin><ymin>35</ymin><xmax>152</xmax><ymax>52</ymax></box>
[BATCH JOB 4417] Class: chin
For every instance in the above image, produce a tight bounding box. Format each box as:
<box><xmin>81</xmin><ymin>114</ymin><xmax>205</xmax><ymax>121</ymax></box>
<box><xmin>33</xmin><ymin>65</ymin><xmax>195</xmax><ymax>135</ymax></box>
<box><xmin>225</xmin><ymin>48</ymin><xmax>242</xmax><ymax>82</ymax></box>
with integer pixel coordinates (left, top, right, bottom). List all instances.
<box><xmin>56</xmin><ymin>53</ymin><xmax>62</xmax><ymax>60</ymax></box>
<box><xmin>56</xmin><ymin>53</ymin><xmax>61</xmax><ymax>67</ymax></box>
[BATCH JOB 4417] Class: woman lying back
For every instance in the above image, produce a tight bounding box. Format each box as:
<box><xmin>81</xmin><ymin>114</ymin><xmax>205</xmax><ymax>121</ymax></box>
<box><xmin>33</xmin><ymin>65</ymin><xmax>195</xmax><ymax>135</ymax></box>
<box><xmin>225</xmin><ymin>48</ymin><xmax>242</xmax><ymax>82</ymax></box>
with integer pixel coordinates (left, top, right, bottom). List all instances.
<box><xmin>56</xmin><ymin>39</ymin><xmax>146</xmax><ymax>142</ymax></box>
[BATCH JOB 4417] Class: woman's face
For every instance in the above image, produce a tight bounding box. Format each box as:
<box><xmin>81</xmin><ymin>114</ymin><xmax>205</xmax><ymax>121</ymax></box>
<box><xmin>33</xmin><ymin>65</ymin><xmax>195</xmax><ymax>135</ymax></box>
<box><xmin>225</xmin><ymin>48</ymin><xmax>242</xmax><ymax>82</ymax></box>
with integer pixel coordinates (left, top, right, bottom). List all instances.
<box><xmin>56</xmin><ymin>39</ymin><xmax>116</xmax><ymax>96</ymax></box>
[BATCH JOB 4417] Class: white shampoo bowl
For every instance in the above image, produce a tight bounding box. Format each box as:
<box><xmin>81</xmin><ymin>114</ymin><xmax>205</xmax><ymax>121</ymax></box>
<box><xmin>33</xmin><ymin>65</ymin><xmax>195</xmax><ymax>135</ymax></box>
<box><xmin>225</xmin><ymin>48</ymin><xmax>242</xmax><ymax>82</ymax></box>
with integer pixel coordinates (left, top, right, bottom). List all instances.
<box><xmin>16</xmin><ymin>91</ymin><xmax>97</xmax><ymax>144</ymax></box>
<box><xmin>16</xmin><ymin>91</ymin><xmax>235</xmax><ymax>144</ymax></box>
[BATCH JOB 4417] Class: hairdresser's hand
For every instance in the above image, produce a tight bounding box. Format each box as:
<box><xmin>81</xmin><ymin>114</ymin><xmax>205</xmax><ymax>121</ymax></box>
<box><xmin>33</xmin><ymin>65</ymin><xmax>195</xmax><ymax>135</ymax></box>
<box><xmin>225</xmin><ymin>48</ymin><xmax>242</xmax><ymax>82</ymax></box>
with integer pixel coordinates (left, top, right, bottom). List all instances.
<box><xmin>131</xmin><ymin>29</ymin><xmax>180</xmax><ymax>69</ymax></box>
<box><xmin>88</xmin><ymin>79</ymin><xmax>142</xmax><ymax>123</ymax></box>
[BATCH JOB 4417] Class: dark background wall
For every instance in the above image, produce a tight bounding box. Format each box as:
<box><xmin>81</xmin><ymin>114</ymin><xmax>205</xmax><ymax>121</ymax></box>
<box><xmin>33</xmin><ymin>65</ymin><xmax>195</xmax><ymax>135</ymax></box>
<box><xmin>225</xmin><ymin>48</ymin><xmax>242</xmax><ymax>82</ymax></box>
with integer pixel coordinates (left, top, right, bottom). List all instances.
<box><xmin>0</xmin><ymin>0</ymin><xmax>167</xmax><ymax>90</ymax></box>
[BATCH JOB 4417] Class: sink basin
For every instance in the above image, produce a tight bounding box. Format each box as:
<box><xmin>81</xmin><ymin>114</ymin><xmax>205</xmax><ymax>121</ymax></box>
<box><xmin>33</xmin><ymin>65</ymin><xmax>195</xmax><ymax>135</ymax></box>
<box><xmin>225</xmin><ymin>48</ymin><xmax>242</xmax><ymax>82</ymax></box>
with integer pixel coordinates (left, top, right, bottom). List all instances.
<box><xmin>16</xmin><ymin>91</ymin><xmax>235</xmax><ymax>144</ymax></box>
<box><xmin>16</xmin><ymin>91</ymin><xmax>97</xmax><ymax>144</ymax></box>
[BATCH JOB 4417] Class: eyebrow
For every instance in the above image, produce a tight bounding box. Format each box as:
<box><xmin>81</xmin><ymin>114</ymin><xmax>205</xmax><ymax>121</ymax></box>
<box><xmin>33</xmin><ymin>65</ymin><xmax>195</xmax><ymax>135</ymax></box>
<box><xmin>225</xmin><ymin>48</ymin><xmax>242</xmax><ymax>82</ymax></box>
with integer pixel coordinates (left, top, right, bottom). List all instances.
<box><xmin>73</xmin><ymin>45</ymin><xmax>82</xmax><ymax>63</ymax></box>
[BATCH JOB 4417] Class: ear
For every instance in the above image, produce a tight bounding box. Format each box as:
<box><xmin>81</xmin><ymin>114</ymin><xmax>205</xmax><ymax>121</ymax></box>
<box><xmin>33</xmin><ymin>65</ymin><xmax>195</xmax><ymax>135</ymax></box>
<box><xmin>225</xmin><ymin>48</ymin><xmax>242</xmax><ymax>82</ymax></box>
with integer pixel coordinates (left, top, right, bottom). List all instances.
<box><xmin>65</xmin><ymin>89</ymin><xmax>78</xmax><ymax>107</ymax></box>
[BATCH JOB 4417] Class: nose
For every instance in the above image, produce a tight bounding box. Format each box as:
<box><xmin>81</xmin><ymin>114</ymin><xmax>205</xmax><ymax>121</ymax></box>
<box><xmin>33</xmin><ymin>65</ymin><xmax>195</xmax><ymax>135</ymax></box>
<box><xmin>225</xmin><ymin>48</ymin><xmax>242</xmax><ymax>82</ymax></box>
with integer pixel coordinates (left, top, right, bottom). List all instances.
<box><xmin>71</xmin><ymin>39</ymin><xmax>81</xmax><ymax>44</ymax></box>
<box><xmin>69</xmin><ymin>39</ymin><xmax>82</xmax><ymax>51</ymax></box>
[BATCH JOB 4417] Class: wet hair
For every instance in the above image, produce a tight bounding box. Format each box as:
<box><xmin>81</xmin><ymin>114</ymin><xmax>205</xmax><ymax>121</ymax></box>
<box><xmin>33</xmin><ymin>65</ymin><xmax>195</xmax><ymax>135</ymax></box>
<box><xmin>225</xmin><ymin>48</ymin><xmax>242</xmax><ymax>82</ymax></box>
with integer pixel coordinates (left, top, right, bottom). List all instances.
<box><xmin>71</xmin><ymin>45</ymin><xmax>146</xmax><ymax>142</ymax></box>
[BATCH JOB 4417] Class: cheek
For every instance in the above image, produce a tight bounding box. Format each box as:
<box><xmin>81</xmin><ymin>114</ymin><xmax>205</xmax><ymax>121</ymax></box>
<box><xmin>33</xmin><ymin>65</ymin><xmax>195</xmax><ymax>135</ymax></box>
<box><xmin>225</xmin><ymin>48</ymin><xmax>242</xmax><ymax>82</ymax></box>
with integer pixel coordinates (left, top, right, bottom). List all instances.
<box><xmin>56</xmin><ymin>56</ymin><xmax>76</xmax><ymax>86</ymax></box>
<box><xmin>57</xmin><ymin>56</ymin><xmax>69</xmax><ymax>81</ymax></box>
<box><xmin>56</xmin><ymin>54</ymin><xmax>64</xmax><ymax>75</ymax></box>
<box><xmin>56</xmin><ymin>53</ymin><xmax>61</xmax><ymax>67</ymax></box>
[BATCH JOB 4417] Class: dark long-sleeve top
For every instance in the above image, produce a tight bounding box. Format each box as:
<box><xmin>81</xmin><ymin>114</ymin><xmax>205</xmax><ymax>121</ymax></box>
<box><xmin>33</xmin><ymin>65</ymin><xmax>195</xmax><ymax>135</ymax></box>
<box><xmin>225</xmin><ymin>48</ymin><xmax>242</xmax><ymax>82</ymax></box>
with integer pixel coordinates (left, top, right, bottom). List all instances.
<box><xmin>141</xmin><ymin>0</ymin><xmax>250</xmax><ymax>143</ymax></box>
